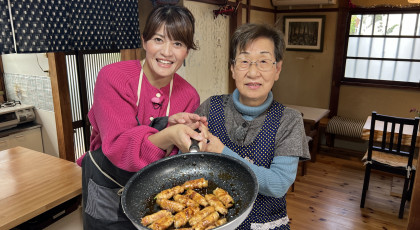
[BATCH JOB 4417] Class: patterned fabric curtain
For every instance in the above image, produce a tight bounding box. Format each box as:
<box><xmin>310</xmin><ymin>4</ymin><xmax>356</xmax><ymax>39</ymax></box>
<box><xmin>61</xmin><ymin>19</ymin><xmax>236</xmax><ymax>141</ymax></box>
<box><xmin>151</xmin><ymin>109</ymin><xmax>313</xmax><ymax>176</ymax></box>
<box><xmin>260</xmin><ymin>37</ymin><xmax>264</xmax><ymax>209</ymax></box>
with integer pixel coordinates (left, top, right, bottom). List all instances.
<box><xmin>0</xmin><ymin>1</ymin><xmax>15</xmax><ymax>54</ymax></box>
<box><xmin>1</xmin><ymin>0</ymin><xmax>141</xmax><ymax>54</ymax></box>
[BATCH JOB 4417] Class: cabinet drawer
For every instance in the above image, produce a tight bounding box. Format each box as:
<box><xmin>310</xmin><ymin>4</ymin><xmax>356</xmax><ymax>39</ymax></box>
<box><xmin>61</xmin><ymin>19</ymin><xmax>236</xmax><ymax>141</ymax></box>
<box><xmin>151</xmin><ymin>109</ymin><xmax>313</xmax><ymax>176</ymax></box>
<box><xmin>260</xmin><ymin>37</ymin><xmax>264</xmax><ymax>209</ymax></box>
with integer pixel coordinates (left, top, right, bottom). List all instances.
<box><xmin>0</xmin><ymin>137</ymin><xmax>10</xmax><ymax>151</ymax></box>
<box><xmin>0</xmin><ymin>127</ymin><xmax>43</xmax><ymax>152</ymax></box>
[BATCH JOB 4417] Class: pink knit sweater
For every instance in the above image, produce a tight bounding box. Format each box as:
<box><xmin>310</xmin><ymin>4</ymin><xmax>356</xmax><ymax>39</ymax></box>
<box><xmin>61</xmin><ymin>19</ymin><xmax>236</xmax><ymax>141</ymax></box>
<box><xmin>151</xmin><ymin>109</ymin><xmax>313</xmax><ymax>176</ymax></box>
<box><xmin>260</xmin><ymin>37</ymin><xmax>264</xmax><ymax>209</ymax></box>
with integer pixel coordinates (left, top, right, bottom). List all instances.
<box><xmin>76</xmin><ymin>60</ymin><xmax>200</xmax><ymax>172</ymax></box>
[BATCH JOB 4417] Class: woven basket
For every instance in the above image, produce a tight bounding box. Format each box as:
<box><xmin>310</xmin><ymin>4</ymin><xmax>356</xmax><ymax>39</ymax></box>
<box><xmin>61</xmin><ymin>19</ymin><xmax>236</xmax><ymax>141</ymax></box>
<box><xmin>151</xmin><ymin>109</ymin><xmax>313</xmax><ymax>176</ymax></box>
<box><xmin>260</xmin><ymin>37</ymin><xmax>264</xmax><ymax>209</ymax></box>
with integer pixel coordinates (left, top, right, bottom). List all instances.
<box><xmin>362</xmin><ymin>151</ymin><xmax>417</xmax><ymax>170</ymax></box>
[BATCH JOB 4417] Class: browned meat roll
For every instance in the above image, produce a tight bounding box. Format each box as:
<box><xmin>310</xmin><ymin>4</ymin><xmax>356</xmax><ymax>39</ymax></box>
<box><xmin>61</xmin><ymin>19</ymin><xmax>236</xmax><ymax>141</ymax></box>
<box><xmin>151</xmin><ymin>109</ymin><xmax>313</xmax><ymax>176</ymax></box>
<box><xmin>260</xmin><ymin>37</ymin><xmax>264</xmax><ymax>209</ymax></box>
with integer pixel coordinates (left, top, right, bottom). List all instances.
<box><xmin>148</xmin><ymin>215</ymin><xmax>174</xmax><ymax>230</ymax></box>
<box><xmin>185</xmin><ymin>189</ymin><xmax>209</xmax><ymax>207</ymax></box>
<box><xmin>141</xmin><ymin>210</ymin><xmax>172</xmax><ymax>226</ymax></box>
<box><xmin>192</xmin><ymin>211</ymin><xmax>219</xmax><ymax>230</ymax></box>
<box><xmin>183</xmin><ymin>178</ymin><xmax>208</xmax><ymax>190</ymax></box>
<box><xmin>188</xmin><ymin>206</ymin><xmax>215</xmax><ymax>227</ymax></box>
<box><xmin>213</xmin><ymin>188</ymin><xmax>234</xmax><ymax>208</ymax></box>
<box><xmin>205</xmin><ymin>194</ymin><xmax>228</xmax><ymax>215</ymax></box>
<box><xmin>155</xmin><ymin>185</ymin><xmax>185</xmax><ymax>200</ymax></box>
<box><xmin>156</xmin><ymin>198</ymin><xmax>186</xmax><ymax>213</ymax></box>
<box><xmin>216</xmin><ymin>217</ymin><xmax>227</xmax><ymax>226</ymax></box>
<box><xmin>173</xmin><ymin>194</ymin><xmax>200</xmax><ymax>208</ymax></box>
<box><xmin>174</xmin><ymin>206</ymin><xmax>200</xmax><ymax>228</ymax></box>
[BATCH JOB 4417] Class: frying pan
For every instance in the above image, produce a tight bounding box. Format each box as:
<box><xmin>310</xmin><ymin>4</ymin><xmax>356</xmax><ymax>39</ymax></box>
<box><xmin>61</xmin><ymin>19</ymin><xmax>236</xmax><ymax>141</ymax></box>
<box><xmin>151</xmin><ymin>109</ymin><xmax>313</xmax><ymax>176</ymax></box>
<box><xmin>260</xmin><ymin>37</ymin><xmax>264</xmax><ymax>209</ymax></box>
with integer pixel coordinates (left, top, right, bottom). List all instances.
<box><xmin>121</xmin><ymin>148</ymin><xmax>258</xmax><ymax>229</ymax></box>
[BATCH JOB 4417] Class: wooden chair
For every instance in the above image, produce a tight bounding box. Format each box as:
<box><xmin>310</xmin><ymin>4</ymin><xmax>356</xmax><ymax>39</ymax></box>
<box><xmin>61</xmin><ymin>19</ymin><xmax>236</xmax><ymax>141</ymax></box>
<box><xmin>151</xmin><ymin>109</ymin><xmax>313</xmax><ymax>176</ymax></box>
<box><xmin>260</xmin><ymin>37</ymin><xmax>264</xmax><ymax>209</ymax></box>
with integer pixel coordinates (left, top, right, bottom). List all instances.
<box><xmin>360</xmin><ymin>111</ymin><xmax>419</xmax><ymax>218</ymax></box>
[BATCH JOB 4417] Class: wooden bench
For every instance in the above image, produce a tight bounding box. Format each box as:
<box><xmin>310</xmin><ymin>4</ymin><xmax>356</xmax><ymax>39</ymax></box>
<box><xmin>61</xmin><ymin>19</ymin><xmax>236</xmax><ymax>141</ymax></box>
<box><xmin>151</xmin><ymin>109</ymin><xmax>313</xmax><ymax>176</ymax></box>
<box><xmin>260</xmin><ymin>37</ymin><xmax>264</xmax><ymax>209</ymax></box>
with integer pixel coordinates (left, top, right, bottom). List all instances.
<box><xmin>324</xmin><ymin>116</ymin><xmax>365</xmax><ymax>147</ymax></box>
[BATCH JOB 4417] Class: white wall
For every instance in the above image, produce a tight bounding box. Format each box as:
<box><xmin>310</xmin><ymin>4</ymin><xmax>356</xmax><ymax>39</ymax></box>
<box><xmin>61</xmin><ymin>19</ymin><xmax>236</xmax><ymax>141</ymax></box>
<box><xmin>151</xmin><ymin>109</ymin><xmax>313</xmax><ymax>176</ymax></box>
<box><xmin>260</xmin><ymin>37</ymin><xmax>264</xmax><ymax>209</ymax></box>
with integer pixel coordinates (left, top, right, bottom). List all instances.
<box><xmin>182</xmin><ymin>1</ymin><xmax>230</xmax><ymax>102</ymax></box>
<box><xmin>2</xmin><ymin>53</ymin><xmax>59</xmax><ymax>157</ymax></box>
<box><xmin>2</xmin><ymin>53</ymin><xmax>49</xmax><ymax>76</ymax></box>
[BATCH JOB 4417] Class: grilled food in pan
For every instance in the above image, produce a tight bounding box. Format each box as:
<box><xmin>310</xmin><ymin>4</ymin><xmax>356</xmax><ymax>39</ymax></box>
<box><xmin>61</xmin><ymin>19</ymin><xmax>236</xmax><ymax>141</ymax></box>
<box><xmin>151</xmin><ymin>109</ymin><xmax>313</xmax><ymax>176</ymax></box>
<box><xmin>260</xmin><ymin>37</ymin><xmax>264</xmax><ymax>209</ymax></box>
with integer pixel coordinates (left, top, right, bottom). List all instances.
<box><xmin>121</xmin><ymin>152</ymin><xmax>258</xmax><ymax>230</ymax></box>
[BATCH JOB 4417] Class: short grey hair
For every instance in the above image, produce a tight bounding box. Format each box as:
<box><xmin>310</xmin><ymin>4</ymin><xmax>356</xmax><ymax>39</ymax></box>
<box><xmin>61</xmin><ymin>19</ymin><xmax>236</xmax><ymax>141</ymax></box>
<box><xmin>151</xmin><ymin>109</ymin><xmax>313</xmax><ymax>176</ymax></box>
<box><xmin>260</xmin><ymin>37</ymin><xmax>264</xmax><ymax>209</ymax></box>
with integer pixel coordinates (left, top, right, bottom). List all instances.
<box><xmin>230</xmin><ymin>23</ymin><xmax>285</xmax><ymax>63</ymax></box>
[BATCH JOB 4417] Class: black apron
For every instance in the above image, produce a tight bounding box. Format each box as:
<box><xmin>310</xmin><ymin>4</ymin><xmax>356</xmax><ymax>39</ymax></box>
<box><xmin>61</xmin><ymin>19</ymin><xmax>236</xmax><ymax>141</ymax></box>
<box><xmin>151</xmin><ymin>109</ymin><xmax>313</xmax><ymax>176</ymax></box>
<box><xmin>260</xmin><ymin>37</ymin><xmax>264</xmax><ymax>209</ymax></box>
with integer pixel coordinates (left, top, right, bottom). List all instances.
<box><xmin>81</xmin><ymin>148</ymin><xmax>136</xmax><ymax>229</ymax></box>
<box><xmin>81</xmin><ymin>61</ymin><xmax>171</xmax><ymax>229</ymax></box>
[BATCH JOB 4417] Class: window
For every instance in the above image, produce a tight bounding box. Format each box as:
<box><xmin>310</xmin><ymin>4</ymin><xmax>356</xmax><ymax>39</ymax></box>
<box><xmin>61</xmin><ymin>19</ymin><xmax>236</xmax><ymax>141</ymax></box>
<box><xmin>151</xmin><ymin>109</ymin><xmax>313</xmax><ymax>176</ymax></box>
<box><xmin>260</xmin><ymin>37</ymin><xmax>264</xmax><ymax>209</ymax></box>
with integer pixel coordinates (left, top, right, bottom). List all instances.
<box><xmin>343</xmin><ymin>11</ymin><xmax>420</xmax><ymax>88</ymax></box>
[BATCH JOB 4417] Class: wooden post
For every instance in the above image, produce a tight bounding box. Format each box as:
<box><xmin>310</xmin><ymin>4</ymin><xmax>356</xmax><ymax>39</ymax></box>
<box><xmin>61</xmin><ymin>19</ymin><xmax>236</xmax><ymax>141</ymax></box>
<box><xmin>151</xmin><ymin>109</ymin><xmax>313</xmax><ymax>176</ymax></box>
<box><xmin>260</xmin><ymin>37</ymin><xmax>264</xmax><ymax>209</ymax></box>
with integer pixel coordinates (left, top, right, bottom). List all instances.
<box><xmin>328</xmin><ymin>0</ymin><xmax>349</xmax><ymax>118</ymax></box>
<box><xmin>0</xmin><ymin>56</ymin><xmax>6</xmax><ymax>103</ymax></box>
<box><xmin>48</xmin><ymin>52</ymin><xmax>75</xmax><ymax>161</ymax></box>
<box><xmin>408</xmin><ymin>151</ymin><xmax>420</xmax><ymax>229</ymax></box>
<box><xmin>228</xmin><ymin>0</ymin><xmax>242</xmax><ymax>94</ymax></box>
<box><xmin>121</xmin><ymin>48</ymin><xmax>142</xmax><ymax>61</ymax></box>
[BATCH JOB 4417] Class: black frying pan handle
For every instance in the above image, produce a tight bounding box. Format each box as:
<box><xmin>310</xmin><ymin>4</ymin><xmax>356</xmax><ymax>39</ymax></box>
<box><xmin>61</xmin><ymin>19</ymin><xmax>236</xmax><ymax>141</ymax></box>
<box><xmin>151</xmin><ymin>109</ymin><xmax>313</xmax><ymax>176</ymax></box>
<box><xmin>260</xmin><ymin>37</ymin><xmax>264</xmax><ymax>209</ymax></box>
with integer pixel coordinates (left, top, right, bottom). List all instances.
<box><xmin>189</xmin><ymin>139</ymin><xmax>200</xmax><ymax>153</ymax></box>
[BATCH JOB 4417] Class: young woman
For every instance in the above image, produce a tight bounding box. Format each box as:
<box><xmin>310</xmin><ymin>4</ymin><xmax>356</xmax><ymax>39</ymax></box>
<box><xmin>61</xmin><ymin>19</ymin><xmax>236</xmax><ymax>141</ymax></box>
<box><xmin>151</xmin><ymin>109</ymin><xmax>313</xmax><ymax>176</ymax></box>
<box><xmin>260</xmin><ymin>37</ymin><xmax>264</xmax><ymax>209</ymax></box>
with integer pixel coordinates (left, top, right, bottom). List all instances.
<box><xmin>196</xmin><ymin>23</ymin><xmax>311</xmax><ymax>229</ymax></box>
<box><xmin>77</xmin><ymin>5</ymin><xmax>206</xmax><ymax>229</ymax></box>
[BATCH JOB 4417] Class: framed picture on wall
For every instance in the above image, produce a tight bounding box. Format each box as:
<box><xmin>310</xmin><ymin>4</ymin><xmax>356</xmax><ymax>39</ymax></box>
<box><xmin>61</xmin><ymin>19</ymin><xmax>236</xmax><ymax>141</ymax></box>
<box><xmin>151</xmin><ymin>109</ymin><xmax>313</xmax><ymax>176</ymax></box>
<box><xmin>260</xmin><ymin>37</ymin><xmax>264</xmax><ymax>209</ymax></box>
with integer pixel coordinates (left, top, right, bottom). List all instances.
<box><xmin>284</xmin><ymin>16</ymin><xmax>325</xmax><ymax>52</ymax></box>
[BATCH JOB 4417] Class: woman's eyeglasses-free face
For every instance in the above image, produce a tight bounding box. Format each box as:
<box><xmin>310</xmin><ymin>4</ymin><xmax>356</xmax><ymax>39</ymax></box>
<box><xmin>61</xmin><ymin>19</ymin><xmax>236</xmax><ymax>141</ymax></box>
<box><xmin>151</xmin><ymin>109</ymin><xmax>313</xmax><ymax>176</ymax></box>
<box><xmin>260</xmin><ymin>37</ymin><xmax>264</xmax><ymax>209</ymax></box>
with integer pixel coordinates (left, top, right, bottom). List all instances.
<box><xmin>232</xmin><ymin>58</ymin><xmax>277</xmax><ymax>72</ymax></box>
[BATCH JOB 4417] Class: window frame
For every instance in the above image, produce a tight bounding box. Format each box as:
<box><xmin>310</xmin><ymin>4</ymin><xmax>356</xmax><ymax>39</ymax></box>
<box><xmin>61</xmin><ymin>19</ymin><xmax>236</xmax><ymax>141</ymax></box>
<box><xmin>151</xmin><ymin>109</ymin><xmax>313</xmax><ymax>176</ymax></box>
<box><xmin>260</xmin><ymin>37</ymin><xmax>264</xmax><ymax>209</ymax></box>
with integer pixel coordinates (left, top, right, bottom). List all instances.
<box><xmin>341</xmin><ymin>7</ymin><xmax>420</xmax><ymax>90</ymax></box>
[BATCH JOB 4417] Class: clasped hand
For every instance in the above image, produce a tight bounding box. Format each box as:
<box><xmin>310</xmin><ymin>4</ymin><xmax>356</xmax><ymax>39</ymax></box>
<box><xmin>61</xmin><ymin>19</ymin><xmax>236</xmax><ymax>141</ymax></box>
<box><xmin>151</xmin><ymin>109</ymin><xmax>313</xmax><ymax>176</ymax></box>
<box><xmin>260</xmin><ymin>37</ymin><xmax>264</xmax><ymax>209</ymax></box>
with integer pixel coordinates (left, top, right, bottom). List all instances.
<box><xmin>168</xmin><ymin>113</ymin><xmax>224</xmax><ymax>154</ymax></box>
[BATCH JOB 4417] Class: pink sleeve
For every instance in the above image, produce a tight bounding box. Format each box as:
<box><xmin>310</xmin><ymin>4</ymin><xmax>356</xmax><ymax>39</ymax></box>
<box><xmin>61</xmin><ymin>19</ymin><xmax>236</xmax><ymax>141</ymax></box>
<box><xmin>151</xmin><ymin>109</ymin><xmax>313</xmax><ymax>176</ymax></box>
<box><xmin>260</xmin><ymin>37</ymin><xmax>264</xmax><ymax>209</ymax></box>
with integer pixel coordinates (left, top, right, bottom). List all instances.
<box><xmin>89</xmin><ymin>65</ymin><xmax>166</xmax><ymax>172</ymax></box>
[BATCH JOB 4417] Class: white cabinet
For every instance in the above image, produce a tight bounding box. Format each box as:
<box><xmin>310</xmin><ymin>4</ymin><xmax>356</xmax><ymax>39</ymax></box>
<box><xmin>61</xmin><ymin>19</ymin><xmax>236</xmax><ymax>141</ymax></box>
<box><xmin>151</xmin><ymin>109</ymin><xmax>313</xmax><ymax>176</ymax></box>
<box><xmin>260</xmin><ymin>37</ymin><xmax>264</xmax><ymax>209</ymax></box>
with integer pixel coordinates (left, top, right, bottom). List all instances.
<box><xmin>0</xmin><ymin>126</ymin><xmax>43</xmax><ymax>152</ymax></box>
<box><xmin>0</xmin><ymin>136</ymin><xmax>10</xmax><ymax>150</ymax></box>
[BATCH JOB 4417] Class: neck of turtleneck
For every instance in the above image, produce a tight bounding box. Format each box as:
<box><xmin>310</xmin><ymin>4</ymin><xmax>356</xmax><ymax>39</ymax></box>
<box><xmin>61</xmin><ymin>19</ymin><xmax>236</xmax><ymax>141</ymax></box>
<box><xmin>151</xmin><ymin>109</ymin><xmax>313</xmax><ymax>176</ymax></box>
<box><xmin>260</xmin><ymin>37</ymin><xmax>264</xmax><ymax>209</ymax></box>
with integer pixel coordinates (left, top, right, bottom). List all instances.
<box><xmin>232</xmin><ymin>89</ymin><xmax>273</xmax><ymax>121</ymax></box>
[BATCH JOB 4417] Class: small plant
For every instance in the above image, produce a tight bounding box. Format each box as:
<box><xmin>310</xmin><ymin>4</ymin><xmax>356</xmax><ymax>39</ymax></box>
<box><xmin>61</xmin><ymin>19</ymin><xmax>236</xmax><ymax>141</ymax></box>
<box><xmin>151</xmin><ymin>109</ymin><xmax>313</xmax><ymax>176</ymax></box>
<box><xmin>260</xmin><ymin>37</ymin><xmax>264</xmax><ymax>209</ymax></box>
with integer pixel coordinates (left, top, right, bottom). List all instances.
<box><xmin>410</xmin><ymin>108</ymin><xmax>420</xmax><ymax>117</ymax></box>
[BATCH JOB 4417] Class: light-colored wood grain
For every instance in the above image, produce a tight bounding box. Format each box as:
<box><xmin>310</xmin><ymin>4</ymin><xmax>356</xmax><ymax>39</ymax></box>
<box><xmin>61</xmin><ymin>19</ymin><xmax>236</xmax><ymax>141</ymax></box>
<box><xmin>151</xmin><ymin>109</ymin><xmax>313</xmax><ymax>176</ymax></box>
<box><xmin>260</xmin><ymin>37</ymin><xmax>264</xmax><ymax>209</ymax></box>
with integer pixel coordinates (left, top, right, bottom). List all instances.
<box><xmin>285</xmin><ymin>104</ymin><xmax>330</xmax><ymax>124</ymax></box>
<box><xmin>0</xmin><ymin>147</ymin><xmax>82</xmax><ymax>230</ymax></box>
<box><xmin>288</xmin><ymin>152</ymin><xmax>408</xmax><ymax>230</ymax></box>
<box><xmin>361</xmin><ymin>116</ymin><xmax>420</xmax><ymax>147</ymax></box>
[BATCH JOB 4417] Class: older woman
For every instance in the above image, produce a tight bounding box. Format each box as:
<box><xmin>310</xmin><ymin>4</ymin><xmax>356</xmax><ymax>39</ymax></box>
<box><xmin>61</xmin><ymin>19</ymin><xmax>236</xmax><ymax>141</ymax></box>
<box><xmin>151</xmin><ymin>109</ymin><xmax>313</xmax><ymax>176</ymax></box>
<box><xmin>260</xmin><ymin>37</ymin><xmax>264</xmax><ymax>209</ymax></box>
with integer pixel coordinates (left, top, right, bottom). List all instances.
<box><xmin>196</xmin><ymin>23</ymin><xmax>310</xmax><ymax>229</ymax></box>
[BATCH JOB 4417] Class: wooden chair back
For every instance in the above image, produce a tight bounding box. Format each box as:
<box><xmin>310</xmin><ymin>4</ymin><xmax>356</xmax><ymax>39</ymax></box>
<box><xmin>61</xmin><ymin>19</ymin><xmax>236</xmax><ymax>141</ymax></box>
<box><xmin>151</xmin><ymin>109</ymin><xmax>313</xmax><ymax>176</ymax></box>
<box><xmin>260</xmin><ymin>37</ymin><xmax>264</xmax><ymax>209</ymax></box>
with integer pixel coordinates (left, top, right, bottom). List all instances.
<box><xmin>366</xmin><ymin>111</ymin><xmax>419</xmax><ymax>169</ymax></box>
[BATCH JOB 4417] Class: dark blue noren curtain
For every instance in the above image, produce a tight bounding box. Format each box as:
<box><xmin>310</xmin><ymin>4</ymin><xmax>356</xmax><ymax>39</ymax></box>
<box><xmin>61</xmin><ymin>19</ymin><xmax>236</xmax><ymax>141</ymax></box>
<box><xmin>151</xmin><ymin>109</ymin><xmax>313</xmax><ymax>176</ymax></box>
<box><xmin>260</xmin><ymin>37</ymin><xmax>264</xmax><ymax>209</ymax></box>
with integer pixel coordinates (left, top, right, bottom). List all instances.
<box><xmin>0</xmin><ymin>1</ymin><xmax>15</xmax><ymax>54</ymax></box>
<box><xmin>70</xmin><ymin>0</ymin><xmax>115</xmax><ymax>51</ymax></box>
<box><xmin>1</xmin><ymin>0</ymin><xmax>141</xmax><ymax>54</ymax></box>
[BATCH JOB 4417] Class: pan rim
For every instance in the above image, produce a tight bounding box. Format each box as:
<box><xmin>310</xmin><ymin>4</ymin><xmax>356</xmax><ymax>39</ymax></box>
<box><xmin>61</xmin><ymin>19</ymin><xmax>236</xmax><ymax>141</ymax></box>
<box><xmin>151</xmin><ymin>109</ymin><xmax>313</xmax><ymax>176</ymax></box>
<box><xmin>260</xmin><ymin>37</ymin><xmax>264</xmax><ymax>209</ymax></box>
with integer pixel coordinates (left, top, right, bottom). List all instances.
<box><xmin>121</xmin><ymin>152</ymin><xmax>259</xmax><ymax>230</ymax></box>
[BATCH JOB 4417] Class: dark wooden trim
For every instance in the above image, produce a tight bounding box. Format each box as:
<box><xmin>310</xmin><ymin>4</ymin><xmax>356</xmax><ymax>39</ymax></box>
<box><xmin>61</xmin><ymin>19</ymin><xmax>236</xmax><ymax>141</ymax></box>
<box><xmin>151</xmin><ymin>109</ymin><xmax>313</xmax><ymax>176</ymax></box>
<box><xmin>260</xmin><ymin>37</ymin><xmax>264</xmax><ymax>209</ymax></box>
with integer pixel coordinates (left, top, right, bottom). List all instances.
<box><xmin>341</xmin><ymin>80</ymin><xmax>420</xmax><ymax>90</ymax></box>
<box><xmin>349</xmin><ymin>35</ymin><xmax>420</xmax><ymax>39</ymax></box>
<box><xmin>328</xmin><ymin>0</ymin><xmax>349</xmax><ymax>118</ymax></box>
<box><xmin>121</xmin><ymin>48</ymin><xmax>141</xmax><ymax>61</ymax></box>
<box><xmin>275</xmin><ymin>8</ymin><xmax>339</xmax><ymax>13</ymax></box>
<box><xmin>187</xmin><ymin>0</ymin><xmax>227</xmax><ymax>5</ymax></box>
<box><xmin>246</xmin><ymin>0</ymin><xmax>250</xmax><ymax>23</ymax></box>
<box><xmin>74</xmin><ymin>52</ymin><xmax>91</xmax><ymax>151</ymax></box>
<box><xmin>249</xmin><ymin>5</ymin><xmax>276</xmax><ymax>13</ymax></box>
<box><xmin>228</xmin><ymin>0</ymin><xmax>242</xmax><ymax>94</ymax></box>
<box><xmin>349</xmin><ymin>5</ymin><xmax>420</xmax><ymax>13</ymax></box>
<box><xmin>66</xmin><ymin>49</ymin><xmax>121</xmax><ymax>55</ymax></box>
<box><xmin>48</xmin><ymin>52</ymin><xmax>75</xmax><ymax>161</ymax></box>
<box><xmin>72</xmin><ymin>120</ymin><xmax>84</xmax><ymax>129</ymax></box>
<box><xmin>0</xmin><ymin>56</ymin><xmax>6</xmax><ymax>102</ymax></box>
<box><xmin>408</xmin><ymin>158</ymin><xmax>420</xmax><ymax>229</ymax></box>
<box><xmin>346</xmin><ymin>56</ymin><xmax>420</xmax><ymax>62</ymax></box>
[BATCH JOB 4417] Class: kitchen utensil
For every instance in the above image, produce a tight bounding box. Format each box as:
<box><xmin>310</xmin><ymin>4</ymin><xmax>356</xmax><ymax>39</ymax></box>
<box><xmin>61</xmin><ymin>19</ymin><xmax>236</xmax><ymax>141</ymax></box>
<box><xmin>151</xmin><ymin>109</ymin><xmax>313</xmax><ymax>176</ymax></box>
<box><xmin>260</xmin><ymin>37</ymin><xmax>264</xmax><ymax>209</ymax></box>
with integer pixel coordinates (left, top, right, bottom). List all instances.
<box><xmin>121</xmin><ymin>149</ymin><xmax>258</xmax><ymax>229</ymax></box>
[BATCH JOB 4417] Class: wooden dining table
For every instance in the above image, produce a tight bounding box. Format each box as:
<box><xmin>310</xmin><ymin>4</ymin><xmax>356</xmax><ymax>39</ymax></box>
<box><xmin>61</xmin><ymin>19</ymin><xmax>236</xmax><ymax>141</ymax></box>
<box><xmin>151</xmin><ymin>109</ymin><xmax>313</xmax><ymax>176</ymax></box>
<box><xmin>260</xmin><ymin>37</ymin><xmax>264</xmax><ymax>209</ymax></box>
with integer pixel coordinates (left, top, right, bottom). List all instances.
<box><xmin>361</xmin><ymin>116</ymin><xmax>420</xmax><ymax>147</ymax></box>
<box><xmin>285</xmin><ymin>104</ymin><xmax>330</xmax><ymax>162</ymax></box>
<box><xmin>0</xmin><ymin>146</ymin><xmax>82</xmax><ymax>230</ymax></box>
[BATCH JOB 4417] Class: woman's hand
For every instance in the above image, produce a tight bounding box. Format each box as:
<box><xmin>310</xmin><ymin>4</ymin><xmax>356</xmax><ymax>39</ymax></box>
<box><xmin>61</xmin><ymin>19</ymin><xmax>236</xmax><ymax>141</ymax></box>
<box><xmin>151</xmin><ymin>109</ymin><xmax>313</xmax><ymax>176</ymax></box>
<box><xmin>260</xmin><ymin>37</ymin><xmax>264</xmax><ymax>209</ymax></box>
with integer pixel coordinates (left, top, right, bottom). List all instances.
<box><xmin>201</xmin><ymin>132</ymin><xmax>224</xmax><ymax>154</ymax></box>
<box><xmin>148</xmin><ymin>123</ymin><xmax>205</xmax><ymax>153</ymax></box>
<box><xmin>168</xmin><ymin>112</ymin><xmax>208</xmax><ymax>127</ymax></box>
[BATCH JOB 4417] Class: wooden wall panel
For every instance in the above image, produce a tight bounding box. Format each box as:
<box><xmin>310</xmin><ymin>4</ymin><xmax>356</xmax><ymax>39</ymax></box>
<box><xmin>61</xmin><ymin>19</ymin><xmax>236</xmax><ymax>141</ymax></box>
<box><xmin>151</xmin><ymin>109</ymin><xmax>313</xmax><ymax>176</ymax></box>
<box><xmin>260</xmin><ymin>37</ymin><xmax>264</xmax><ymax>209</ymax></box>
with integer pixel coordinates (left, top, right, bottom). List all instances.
<box><xmin>47</xmin><ymin>52</ymin><xmax>74</xmax><ymax>161</ymax></box>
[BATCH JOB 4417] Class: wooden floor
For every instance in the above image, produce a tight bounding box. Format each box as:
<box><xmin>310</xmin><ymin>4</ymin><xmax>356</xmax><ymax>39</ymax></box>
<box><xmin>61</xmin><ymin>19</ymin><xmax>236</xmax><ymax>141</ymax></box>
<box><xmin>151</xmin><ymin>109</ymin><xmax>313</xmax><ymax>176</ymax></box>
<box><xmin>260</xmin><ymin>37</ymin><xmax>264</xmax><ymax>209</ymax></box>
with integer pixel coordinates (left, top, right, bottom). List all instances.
<box><xmin>287</xmin><ymin>150</ymin><xmax>409</xmax><ymax>230</ymax></box>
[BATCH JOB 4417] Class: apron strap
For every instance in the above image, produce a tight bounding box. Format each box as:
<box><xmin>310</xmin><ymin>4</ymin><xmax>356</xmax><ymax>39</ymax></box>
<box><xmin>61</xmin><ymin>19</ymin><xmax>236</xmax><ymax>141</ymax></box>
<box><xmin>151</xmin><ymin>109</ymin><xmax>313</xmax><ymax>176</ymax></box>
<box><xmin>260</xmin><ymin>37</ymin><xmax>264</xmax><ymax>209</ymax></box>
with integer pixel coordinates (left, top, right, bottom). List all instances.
<box><xmin>136</xmin><ymin>59</ymin><xmax>173</xmax><ymax>116</ymax></box>
<box><xmin>88</xmin><ymin>150</ymin><xmax>125</xmax><ymax>196</ymax></box>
